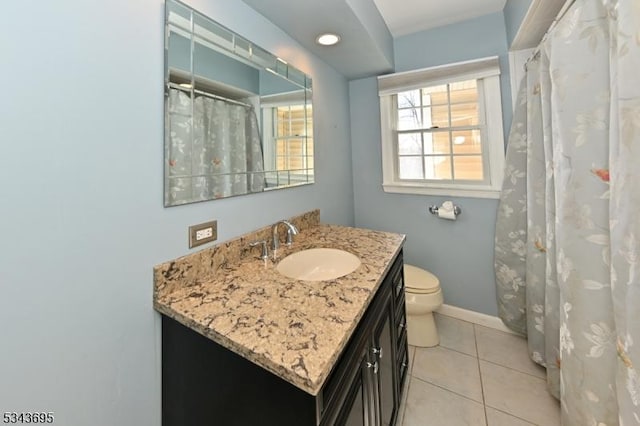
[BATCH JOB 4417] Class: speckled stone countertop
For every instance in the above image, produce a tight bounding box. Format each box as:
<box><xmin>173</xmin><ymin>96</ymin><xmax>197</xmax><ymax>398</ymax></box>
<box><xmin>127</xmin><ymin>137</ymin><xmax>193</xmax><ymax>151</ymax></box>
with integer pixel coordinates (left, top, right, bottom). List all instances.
<box><xmin>154</xmin><ymin>215</ymin><xmax>405</xmax><ymax>396</ymax></box>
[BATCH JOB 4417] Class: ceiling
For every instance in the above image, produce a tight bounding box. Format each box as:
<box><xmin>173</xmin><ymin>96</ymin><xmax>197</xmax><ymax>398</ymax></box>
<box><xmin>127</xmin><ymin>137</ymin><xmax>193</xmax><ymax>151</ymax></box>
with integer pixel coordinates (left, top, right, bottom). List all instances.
<box><xmin>242</xmin><ymin>0</ymin><xmax>509</xmax><ymax>79</ymax></box>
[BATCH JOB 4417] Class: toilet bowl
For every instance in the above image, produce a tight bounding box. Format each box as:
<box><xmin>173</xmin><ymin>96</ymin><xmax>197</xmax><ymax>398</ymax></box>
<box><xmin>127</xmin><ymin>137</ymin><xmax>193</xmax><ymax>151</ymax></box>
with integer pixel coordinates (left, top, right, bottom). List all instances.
<box><xmin>404</xmin><ymin>264</ymin><xmax>443</xmax><ymax>347</ymax></box>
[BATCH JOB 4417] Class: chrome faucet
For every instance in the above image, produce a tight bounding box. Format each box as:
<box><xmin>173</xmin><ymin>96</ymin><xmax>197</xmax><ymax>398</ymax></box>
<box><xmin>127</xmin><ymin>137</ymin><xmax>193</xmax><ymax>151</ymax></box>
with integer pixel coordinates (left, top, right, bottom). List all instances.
<box><xmin>271</xmin><ymin>220</ymin><xmax>298</xmax><ymax>250</ymax></box>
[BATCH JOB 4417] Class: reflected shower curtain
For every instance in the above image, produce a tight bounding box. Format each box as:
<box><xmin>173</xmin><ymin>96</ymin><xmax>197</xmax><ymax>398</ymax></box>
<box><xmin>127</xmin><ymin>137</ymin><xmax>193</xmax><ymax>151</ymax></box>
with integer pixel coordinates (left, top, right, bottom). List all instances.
<box><xmin>494</xmin><ymin>0</ymin><xmax>640</xmax><ymax>423</ymax></box>
<box><xmin>167</xmin><ymin>89</ymin><xmax>265</xmax><ymax>204</ymax></box>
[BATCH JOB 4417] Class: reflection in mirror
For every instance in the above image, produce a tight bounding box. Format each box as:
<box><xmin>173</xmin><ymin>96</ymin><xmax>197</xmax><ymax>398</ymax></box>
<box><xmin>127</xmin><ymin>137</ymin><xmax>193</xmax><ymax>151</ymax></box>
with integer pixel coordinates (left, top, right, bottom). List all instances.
<box><xmin>164</xmin><ymin>0</ymin><xmax>314</xmax><ymax>206</ymax></box>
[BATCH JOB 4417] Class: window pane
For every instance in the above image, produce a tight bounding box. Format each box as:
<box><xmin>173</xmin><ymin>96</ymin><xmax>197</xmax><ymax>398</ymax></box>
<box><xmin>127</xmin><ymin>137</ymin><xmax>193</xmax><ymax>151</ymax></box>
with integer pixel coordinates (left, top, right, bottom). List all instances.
<box><xmin>422</xmin><ymin>85</ymin><xmax>448</xmax><ymax>105</ymax></box>
<box><xmin>278</xmin><ymin>170</ymin><xmax>291</xmax><ymax>185</ymax></box>
<box><xmin>398</xmin><ymin>133</ymin><xmax>421</xmax><ymax>155</ymax></box>
<box><xmin>453</xmin><ymin>155</ymin><xmax>484</xmax><ymax>180</ymax></box>
<box><xmin>276</xmin><ymin>155</ymin><xmax>286</xmax><ymax>170</ymax></box>
<box><xmin>398</xmin><ymin>108</ymin><xmax>422</xmax><ymax>130</ymax></box>
<box><xmin>398</xmin><ymin>90</ymin><xmax>421</xmax><ymax>108</ymax></box>
<box><xmin>399</xmin><ymin>156</ymin><xmax>423</xmax><ymax>179</ymax></box>
<box><xmin>288</xmin><ymin>139</ymin><xmax>304</xmax><ymax>156</ymax></box>
<box><xmin>452</xmin><ymin>129</ymin><xmax>482</xmax><ymax>154</ymax></box>
<box><xmin>288</xmin><ymin>155</ymin><xmax>304</xmax><ymax>170</ymax></box>
<box><xmin>424</xmin><ymin>131</ymin><xmax>450</xmax><ymax>155</ymax></box>
<box><xmin>425</xmin><ymin>156</ymin><xmax>452</xmax><ymax>180</ymax></box>
<box><xmin>450</xmin><ymin>102</ymin><xmax>479</xmax><ymax>126</ymax></box>
<box><xmin>450</xmin><ymin>80</ymin><xmax>477</xmax><ymax>103</ymax></box>
<box><xmin>423</xmin><ymin>105</ymin><xmax>449</xmax><ymax>128</ymax></box>
<box><xmin>276</xmin><ymin>109</ymin><xmax>288</xmax><ymax>136</ymax></box>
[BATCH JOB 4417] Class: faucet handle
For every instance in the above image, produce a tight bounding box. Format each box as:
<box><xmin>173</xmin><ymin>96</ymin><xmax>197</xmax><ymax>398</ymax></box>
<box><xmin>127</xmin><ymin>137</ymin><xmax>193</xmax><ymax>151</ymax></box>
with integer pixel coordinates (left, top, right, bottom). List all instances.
<box><xmin>285</xmin><ymin>228</ymin><xmax>297</xmax><ymax>246</ymax></box>
<box><xmin>287</xmin><ymin>221</ymin><xmax>299</xmax><ymax>235</ymax></box>
<box><xmin>285</xmin><ymin>222</ymin><xmax>299</xmax><ymax>246</ymax></box>
<box><xmin>249</xmin><ymin>240</ymin><xmax>269</xmax><ymax>260</ymax></box>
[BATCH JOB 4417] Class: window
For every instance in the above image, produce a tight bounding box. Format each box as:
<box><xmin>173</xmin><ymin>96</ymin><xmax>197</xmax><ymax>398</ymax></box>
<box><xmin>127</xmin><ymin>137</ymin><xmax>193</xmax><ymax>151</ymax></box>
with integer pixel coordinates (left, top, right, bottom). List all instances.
<box><xmin>261</xmin><ymin>93</ymin><xmax>314</xmax><ymax>188</ymax></box>
<box><xmin>378</xmin><ymin>57</ymin><xmax>505</xmax><ymax>198</ymax></box>
<box><xmin>272</xmin><ymin>104</ymin><xmax>313</xmax><ymax>174</ymax></box>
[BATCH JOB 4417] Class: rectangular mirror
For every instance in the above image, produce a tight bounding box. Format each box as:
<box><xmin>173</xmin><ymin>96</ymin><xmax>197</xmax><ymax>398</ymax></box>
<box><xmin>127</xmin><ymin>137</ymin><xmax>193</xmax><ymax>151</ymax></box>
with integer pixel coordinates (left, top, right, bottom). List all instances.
<box><xmin>164</xmin><ymin>0</ymin><xmax>314</xmax><ymax>206</ymax></box>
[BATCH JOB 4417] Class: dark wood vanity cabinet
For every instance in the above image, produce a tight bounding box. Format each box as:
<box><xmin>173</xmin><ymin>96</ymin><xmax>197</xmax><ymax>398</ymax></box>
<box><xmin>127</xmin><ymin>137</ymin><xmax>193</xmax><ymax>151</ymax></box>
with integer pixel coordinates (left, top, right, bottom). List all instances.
<box><xmin>322</xmin><ymin>250</ymin><xmax>408</xmax><ymax>426</ymax></box>
<box><xmin>162</xmin><ymin>250</ymin><xmax>408</xmax><ymax>426</ymax></box>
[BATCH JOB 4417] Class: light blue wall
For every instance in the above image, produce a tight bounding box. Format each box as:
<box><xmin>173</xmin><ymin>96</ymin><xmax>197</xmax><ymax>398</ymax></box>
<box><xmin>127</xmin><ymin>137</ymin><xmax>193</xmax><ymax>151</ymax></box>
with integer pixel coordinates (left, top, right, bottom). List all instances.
<box><xmin>504</xmin><ymin>0</ymin><xmax>533</xmax><ymax>47</ymax></box>
<box><xmin>350</xmin><ymin>12</ymin><xmax>511</xmax><ymax>316</ymax></box>
<box><xmin>0</xmin><ymin>1</ymin><xmax>353</xmax><ymax>425</ymax></box>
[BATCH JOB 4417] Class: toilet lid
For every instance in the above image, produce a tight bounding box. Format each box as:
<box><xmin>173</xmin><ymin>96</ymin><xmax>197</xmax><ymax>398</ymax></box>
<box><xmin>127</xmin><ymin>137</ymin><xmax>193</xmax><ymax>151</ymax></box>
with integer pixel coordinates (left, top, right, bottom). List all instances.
<box><xmin>404</xmin><ymin>264</ymin><xmax>440</xmax><ymax>294</ymax></box>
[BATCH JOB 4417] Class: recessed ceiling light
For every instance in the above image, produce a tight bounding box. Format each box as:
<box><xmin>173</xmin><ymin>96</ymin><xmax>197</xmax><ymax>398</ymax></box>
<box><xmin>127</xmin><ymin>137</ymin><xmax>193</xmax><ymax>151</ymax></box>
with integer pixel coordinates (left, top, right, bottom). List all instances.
<box><xmin>316</xmin><ymin>33</ymin><xmax>340</xmax><ymax>46</ymax></box>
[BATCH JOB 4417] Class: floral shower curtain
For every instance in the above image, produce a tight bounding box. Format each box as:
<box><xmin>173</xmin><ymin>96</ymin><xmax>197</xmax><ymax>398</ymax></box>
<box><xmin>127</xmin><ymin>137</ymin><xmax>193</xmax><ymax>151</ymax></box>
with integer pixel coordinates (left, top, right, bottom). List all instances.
<box><xmin>167</xmin><ymin>88</ymin><xmax>265</xmax><ymax>204</ymax></box>
<box><xmin>494</xmin><ymin>0</ymin><xmax>640</xmax><ymax>423</ymax></box>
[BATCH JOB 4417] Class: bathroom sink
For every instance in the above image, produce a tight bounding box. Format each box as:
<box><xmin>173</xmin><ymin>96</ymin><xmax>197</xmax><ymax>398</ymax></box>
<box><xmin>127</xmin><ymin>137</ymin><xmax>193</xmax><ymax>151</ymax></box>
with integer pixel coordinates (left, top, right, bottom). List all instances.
<box><xmin>276</xmin><ymin>248</ymin><xmax>361</xmax><ymax>281</ymax></box>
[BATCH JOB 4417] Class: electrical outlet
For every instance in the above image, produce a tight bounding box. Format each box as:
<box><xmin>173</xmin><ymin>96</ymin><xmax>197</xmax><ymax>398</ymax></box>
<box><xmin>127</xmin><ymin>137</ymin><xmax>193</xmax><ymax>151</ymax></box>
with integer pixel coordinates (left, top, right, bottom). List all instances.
<box><xmin>196</xmin><ymin>228</ymin><xmax>213</xmax><ymax>240</ymax></box>
<box><xmin>189</xmin><ymin>220</ymin><xmax>217</xmax><ymax>248</ymax></box>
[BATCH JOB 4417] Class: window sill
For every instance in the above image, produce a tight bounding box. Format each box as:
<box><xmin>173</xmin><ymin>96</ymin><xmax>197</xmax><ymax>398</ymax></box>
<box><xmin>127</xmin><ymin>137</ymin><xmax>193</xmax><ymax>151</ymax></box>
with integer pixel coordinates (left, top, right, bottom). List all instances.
<box><xmin>382</xmin><ymin>183</ymin><xmax>501</xmax><ymax>199</ymax></box>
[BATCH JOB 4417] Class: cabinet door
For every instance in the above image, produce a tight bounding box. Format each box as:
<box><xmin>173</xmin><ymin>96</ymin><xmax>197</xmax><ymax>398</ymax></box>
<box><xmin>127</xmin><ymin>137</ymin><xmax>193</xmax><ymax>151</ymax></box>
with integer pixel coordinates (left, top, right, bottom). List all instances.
<box><xmin>334</xmin><ymin>348</ymin><xmax>374</xmax><ymax>426</ymax></box>
<box><xmin>372</xmin><ymin>294</ymin><xmax>397</xmax><ymax>426</ymax></box>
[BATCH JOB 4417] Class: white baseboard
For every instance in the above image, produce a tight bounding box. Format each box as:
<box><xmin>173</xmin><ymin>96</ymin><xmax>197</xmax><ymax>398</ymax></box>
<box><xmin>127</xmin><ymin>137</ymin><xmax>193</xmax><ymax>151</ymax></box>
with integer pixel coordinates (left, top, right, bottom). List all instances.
<box><xmin>436</xmin><ymin>304</ymin><xmax>520</xmax><ymax>336</ymax></box>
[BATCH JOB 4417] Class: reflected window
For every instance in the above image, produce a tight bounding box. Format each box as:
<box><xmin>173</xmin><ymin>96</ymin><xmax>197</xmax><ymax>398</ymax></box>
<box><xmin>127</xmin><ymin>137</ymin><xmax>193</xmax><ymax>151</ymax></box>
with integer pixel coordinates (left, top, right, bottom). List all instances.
<box><xmin>262</xmin><ymin>103</ymin><xmax>313</xmax><ymax>187</ymax></box>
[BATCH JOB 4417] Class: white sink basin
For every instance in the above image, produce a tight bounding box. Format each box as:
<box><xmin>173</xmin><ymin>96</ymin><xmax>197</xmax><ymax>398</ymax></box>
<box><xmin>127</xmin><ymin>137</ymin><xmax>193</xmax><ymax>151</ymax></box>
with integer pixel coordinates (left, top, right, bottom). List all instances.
<box><xmin>276</xmin><ymin>248</ymin><xmax>361</xmax><ymax>281</ymax></box>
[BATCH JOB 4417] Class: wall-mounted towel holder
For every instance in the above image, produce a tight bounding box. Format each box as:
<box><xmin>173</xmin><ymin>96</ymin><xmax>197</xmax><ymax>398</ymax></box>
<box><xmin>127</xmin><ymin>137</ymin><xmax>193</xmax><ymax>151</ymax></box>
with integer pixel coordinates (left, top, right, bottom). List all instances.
<box><xmin>428</xmin><ymin>204</ymin><xmax>462</xmax><ymax>217</ymax></box>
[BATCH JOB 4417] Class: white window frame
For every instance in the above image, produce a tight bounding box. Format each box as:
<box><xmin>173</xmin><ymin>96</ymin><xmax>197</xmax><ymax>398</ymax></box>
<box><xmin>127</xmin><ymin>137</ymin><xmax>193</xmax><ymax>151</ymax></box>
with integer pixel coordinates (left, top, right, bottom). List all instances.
<box><xmin>378</xmin><ymin>56</ymin><xmax>505</xmax><ymax>199</ymax></box>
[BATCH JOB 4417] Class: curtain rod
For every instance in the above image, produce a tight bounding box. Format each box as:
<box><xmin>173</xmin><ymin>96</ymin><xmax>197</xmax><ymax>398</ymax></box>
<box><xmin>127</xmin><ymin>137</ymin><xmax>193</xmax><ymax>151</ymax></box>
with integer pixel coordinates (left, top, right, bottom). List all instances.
<box><xmin>526</xmin><ymin>0</ymin><xmax>578</xmax><ymax>65</ymax></box>
<box><xmin>168</xmin><ymin>82</ymin><xmax>252</xmax><ymax>108</ymax></box>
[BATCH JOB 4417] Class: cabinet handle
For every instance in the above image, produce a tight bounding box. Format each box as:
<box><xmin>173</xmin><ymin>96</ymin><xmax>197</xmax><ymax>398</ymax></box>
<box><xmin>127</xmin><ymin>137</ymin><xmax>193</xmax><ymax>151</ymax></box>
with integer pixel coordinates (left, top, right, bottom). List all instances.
<box><xmin>366</xmin><ymin>361</ymin><xmax>379</xmax><ymax>374</ymax></box>
<box><xmin>372</xmin><ymin>347</ymin><xmax>383</xmax><ymax>359</ymax></box>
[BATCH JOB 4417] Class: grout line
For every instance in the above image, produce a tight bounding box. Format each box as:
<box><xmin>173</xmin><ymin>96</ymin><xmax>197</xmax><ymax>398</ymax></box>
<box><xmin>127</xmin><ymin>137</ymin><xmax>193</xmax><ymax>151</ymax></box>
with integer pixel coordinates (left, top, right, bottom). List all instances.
<box><xmin>486</xmin><ymin>406</ymin><xmax>538</xmax><ymax>425</ymax></box>
<box><xmin>409</xmin><ymin>375</ymin><xmax>485</xmax><ymax>405</ymax></box>
<box><xmin>471</xmin><ymin>323</ymin><xmax>548</xmax><ymax>380</ymax></box>
<box><xmin>396</xmin><ymin>347</ymin><xmax>415</xmax><ymax>426</ymax></box>
<box><xmin>409</xmin><ymin>346</ymin><xmax>416</xmax><ymax>376</ymax></box>
<box><xmin>435</xmin><ymin>342</ymin><xmax>478</xmax><ymax>359</ymax></box>
<box><xmin>480</xmin><ymin>358</ymin><xmax>548</xmax><ymax>381</ymax></box>
<box><xmin>432</xmin><ymin>312</ymin><xmax>479</xmax><ymax>358</ymax></box>
<box><xmin>473</xmin><ymin>323</ymin><xmax>489</xmax><ymax>426</ymax></box>
<box><xmin>398</xmin><ymin>374</ymin><xmax>411</xmax><ymax>426</ymax></box>
<box><xmin>408</xmin><ymin>318</ymin><xmax>557</xmax><ymax>426</ymax></box>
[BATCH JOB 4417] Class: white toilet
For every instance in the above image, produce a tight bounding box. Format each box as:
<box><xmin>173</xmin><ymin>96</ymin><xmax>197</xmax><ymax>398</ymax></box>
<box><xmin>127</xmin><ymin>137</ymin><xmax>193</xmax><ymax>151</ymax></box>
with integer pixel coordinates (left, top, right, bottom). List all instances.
<box><xmin>404</xmin><ymin>264</ymin><xmax>443</xmax><ymax>347</ymax></box>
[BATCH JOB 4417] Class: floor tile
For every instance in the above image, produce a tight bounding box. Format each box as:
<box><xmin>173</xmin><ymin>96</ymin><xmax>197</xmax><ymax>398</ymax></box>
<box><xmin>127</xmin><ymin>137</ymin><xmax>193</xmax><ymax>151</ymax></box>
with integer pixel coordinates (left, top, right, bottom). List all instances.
<box><xmin>434</xmin><ymin>313</ymin><xmax>477</xmax><ymax>356</ymax></box>
<box><xmin>475</xmin><ymin>325</ymin><xmax>546</xmax><ymax>378</ymax></box>
<box><xmin>480</xmin><ymin>360</ymin><xmax>560</xmax><ymax>426</ymax></box>
<box><xmin>485</xmin><ymin>407</ymin><xmax>535</xmax><ymax>426</ymax></box>
<box><xmin>412</xmin><ymin>346</ymin><xmax>483</xmax><ymax>402</ymax></box>
<box><xmin>402</xmin><ymin>377</ymin><xmax>486</xmax><ymax>426</ymax></box>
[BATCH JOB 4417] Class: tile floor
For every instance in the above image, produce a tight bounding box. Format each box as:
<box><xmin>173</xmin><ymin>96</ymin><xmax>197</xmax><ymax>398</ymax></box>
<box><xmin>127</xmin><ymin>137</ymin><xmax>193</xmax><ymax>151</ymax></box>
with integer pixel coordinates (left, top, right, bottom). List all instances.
<box><xmin>396</xmin><ymin>313</ymin><xmax>561</xmax><ymax>426</ymax></box>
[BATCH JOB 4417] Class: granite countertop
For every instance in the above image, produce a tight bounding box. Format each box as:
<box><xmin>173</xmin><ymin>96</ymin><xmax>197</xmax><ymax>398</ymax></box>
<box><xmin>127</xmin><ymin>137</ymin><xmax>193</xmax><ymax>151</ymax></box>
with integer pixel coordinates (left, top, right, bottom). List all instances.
<box><xmin>154</xmin><ymin>223</ymin><xmax>405</xmax><ymax>395</ymax></box>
